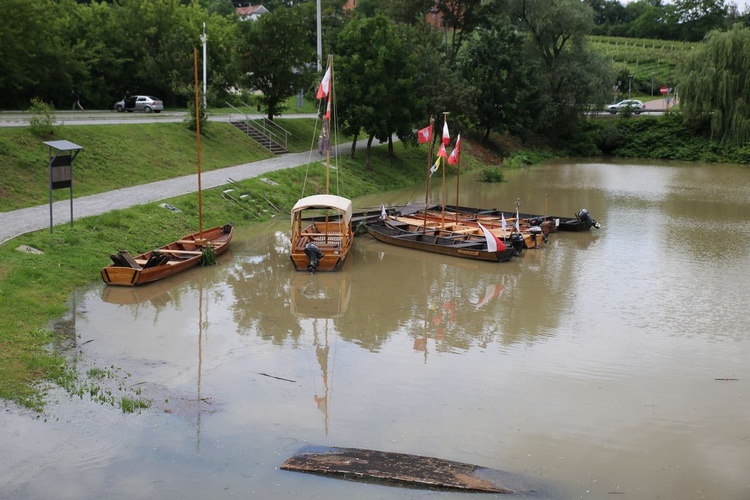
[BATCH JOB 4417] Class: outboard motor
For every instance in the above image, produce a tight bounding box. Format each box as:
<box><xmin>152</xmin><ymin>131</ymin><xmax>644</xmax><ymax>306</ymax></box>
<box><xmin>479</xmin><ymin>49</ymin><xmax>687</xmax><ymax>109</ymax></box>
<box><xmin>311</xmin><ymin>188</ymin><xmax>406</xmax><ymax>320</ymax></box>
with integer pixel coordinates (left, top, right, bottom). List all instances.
<box><xmin>529</xmin><ymin>225</ymin><xmax>544</xmax><ymax>247</ymax></box>
<box><xmin>576</xmin><ymin>208</ymin><xmax>601</xmax><ymax>229</ymax></box>
<box><xmin>509</xmin><ymin>233</ymin><xmax>525</xmax><ymax>256</ymax></box>
<box><xmin>304</xmin><ymin>242</ymin><xmax>323</xmax><ymax>273</ymax></box>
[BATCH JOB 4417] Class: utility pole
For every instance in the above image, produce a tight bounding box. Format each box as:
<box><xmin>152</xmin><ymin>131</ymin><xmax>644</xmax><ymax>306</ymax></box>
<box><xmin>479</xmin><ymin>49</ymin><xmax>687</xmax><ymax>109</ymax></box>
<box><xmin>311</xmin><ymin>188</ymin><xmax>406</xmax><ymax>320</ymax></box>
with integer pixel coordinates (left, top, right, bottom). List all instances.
<box><xmin>200</xmin><ymin>22</ymin><xmax>207</xmax><ymax>109</ymax></box>
<box><xmin>316</xmin><ymin>0</ymin><xmax>322</xmax><ymax>71</ymax></box>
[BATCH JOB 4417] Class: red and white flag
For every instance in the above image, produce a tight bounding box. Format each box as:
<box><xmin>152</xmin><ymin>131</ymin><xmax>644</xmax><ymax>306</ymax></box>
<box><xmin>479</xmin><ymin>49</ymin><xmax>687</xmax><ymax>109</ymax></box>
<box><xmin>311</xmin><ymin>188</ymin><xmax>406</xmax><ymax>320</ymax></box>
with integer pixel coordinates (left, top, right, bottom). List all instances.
<box><xmin>316</xmin><ymin>66</ymin><xmax>331</xmax><ymax>99</ymax></box>
<box><xmin>442</xmin><ymin>119</ymin><xmax>450</xmax><ymax>145</ymax></box>
<box><xmin>501</xmin><ymin>212</ymin><xmax>507</xmax><ymax>235</ymax></box>
<box><xmin>417</xmin><ymin>124</ymin><xmax>433</xmax><ymax>144</ymax></box>
<box><xmin>478</xmin><ymin>222</ymin><xmax>506</xmax><ymax>252</ymax></box>
<box><xmin>437</xmin><ymin>143</ymin><xmax>448</xmax><ymax>159</ymax></box>
<box><xmin>447</xmin><ymin>133</ymin><xmax>461</xmax><ymax>165</ymax></box>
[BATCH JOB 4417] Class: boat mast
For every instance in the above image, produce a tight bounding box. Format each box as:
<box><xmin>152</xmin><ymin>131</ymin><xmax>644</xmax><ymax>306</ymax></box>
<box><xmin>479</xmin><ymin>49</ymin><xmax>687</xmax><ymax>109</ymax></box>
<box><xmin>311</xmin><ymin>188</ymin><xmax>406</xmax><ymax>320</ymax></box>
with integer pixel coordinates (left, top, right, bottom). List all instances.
<box><xmin>423</xmin><ymin>115</ymin><xmax>434</xmax><ymax>232</ymax></box>
<box><xmin>193</xmin><ymin>47</ymin><xmax>203</xmax><ymax>237</ymax></box>
<box><xmin>441</xmin><ymin>112</ymin><xmax>449</xmax><ymax>227</ymax></box>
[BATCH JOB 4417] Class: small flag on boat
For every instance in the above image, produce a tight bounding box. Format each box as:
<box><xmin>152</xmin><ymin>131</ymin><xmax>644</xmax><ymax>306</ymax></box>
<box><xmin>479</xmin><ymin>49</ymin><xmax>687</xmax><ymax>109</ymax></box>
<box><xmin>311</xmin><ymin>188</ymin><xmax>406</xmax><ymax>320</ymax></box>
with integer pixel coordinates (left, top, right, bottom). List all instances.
<box><xmin>448</xmin><ymin>133</ymin><xmax>461</xmax><ymax>165</ymax></box>
<box><xmin>437</xmin><ymin>143</ymin><xmax>448</xmax><ymax>159</ymax></box>
<box><xmin>417</xmin><ymin>124</ymin><xmax>433</xmax><ymax>144</ymax></box>
<box><xmin>429</xmin><ymin>156</ymin><xmax>442</xmax><ymax>177</ymax></box>
<box><xmin>501</xmin><ymin>212</ymin><xmax>507</xmax><ymax>234</ymax></box>
<box><xmin>381</xmin><ymin>204</ymin><xmax>387</xmax><ymax>220</ymax></box>
<box><xmin>442</xmin><ymin>118</ymin><xmax>450</xmax><ymax>145</ymax></box>
<box><xmin>478</xmin><ymin>223</ymin><xmax>506</xmax><ymax>252</ymax></box>
<box><xmin>317</xmin><ymin>65</ymin><xmax>331</xmax><ymax>99</ymax></box>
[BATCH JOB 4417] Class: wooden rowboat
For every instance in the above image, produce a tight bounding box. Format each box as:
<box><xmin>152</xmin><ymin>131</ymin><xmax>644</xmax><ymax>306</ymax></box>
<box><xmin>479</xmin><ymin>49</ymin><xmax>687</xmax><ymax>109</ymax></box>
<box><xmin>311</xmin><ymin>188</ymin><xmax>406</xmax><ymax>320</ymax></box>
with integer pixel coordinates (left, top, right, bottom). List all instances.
<box><xmin>290</xmin><ymin>194</ymin><xmax>354</xmax><ymax>273</ymax></box>
<box><xmin>101</xmin><ymin>224</ymin><xmax>233</xmax><ymax>286</ymax></box>
<box><xmin>430</xmin><ymin>204</ymin><xmax>601</xmax><ymax>232</ymax></box>
<box><xmin>364</xmin><ymin>217</ymin><xmax>518</xmax><ymax>263</ymax></box>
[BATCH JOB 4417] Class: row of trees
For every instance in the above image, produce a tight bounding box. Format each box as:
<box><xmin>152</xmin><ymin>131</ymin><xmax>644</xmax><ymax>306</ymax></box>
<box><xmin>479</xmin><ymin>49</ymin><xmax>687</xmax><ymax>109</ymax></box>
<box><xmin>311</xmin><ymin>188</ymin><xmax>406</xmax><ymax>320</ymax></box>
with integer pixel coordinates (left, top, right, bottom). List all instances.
<box><xmin>2</xmin><ymin>0</ymin><xmax>748</xmax><ymax>151</ymax></box>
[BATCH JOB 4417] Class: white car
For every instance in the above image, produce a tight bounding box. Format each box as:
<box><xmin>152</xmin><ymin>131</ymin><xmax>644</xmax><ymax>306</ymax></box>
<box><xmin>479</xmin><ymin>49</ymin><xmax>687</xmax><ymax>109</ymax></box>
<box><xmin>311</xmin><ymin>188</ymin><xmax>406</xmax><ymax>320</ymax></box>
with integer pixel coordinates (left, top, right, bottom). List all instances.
<box><xmin>607</xmin><ymin>99</ymin><xmax>644</xmax><ymax>114</ymax></box>
<box><xmin>114</xmin><ymin>95</ymin><xmax>164</xmax><ymax>113</ymax></box>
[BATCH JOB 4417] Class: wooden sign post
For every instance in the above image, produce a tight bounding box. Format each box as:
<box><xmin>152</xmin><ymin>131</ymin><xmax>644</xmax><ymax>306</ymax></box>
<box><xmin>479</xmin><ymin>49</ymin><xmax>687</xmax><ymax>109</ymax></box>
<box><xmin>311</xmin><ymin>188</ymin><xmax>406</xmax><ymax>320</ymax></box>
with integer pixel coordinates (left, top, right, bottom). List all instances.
<box><xmin>44</xmin><ymin>140</ymin><xmax>83</xmax><ymax>233</ymax></box>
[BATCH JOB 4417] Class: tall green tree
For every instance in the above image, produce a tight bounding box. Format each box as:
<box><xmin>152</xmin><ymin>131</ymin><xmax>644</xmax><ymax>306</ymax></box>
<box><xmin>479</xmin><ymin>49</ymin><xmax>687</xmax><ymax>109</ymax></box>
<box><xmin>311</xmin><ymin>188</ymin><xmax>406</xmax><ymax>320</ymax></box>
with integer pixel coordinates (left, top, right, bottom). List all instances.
<box><xmin>680</xmin><ymin>23</ymin><xmax>750</xmax><ymax>144</ymax></box>
<box><xmin>457</xmin><ymin>16</ymin><xmax>533</xmax><ymax>141</ymax></box>
<box><xmin>0</xmin><ymin>0</ymin><xmax>75</xmax><ymax>109</ymax></box>
<box><xmin>235</xmin><ymin>6</ymin><xmax>316</xmax><ymax>120</ymax></box>
<box><xmin>335</xmin><ymin>15</ymin><xmax>420</xmax><ymax>168</ymax></box>
<box><xmin>507</xmin><ymin>0</ymin><xmax>613</xmax><ymax>138</ymax></box>
<box><xmin>435</xmin><ymin>0</ymin><xmax>485</xmax><ymax>65</ymax></box>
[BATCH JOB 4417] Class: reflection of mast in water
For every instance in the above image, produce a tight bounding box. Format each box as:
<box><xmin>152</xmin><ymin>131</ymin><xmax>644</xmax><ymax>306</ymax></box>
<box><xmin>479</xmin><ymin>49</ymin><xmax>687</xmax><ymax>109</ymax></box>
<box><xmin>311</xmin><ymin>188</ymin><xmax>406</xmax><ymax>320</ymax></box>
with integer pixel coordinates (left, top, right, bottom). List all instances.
<box><xmin>196</xmin><ymin>280</ymin><xmax>204</xmax><ymax>453</ymax></box>
<box><xmin>312</xmin><ymin>321</ymin><xmax>332</xmax><ymax>435</ymax></box>
<box><xmin>291</xmin><ymin>269</ymin><xmax>350</xmax><ymax>434</ymax></box>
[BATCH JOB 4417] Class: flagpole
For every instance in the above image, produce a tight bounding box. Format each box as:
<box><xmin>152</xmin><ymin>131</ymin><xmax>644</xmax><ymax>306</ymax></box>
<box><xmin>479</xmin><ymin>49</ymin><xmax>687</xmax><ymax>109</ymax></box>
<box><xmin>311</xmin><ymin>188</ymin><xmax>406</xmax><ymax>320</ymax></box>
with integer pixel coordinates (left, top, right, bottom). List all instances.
<box><xmin>423</xmin><ymin>115</ymin><xmax>434</xmax><ymax>232</ymax></box>
<box><xmin>454</xmin><ymin>135</ymin><xmax>460</xmax><ymax>225</ymax></box>
<box><xmin>194</xmin><ymin>47</ymin><xmax>203</xmax><ymax>238</ymax></box>
<box><xmin>441</xmin><ymin>112</ymin><xmax>449</xmax><ymax>227</ymax></box>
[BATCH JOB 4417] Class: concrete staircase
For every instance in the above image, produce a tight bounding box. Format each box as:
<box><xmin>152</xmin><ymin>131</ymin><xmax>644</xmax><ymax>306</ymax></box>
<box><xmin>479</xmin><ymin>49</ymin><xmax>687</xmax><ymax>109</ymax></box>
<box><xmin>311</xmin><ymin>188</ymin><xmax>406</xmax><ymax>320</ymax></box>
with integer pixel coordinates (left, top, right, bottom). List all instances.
<box><xmin>229</xmin><ymin>117</ymin><xmax>289</xmax><ymax>154</ymax></box>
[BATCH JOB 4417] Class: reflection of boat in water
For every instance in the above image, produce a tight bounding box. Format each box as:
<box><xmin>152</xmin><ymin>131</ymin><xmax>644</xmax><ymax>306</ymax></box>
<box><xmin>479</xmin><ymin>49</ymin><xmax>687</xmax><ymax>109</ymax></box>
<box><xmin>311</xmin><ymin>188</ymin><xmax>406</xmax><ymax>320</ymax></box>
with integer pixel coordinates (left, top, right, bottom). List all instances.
<box><xmin>291</xmin><ymin>265</ymin><xmax>351</xmax><ymax>319</ymax></box>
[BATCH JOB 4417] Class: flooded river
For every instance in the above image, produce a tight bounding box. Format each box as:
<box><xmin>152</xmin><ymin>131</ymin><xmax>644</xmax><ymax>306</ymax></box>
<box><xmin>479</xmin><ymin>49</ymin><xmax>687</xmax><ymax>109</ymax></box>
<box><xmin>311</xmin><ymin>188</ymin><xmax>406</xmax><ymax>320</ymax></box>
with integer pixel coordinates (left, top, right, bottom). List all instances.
<box><xmin>2</xmin><ymin>159</ymin><xmax>749</xmax><ymax>499</ymax></box>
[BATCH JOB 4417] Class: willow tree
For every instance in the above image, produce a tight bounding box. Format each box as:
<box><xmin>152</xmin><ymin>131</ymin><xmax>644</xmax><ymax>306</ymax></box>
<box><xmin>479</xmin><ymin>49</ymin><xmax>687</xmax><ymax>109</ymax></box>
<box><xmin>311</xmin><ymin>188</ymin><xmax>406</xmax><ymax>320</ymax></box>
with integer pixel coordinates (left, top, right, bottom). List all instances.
<box><xmin>680</xmin><ymin>24</ymin><xmax>750</xmax><ymax>145</ymax></box>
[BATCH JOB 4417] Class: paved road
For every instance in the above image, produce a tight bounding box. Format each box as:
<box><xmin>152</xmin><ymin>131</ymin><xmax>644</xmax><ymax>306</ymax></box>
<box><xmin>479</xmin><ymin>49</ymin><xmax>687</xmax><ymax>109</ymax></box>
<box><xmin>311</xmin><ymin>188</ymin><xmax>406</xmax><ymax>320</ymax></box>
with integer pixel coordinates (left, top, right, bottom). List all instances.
<box><xmin>0</xmin><ymin>110</ymin><xmax>316</xmax><ymax>128</ymax></box>
<box><xmin>0</xmin><ymin>142</ymin><xmax>358</xmax><ymax>246</ymax></box>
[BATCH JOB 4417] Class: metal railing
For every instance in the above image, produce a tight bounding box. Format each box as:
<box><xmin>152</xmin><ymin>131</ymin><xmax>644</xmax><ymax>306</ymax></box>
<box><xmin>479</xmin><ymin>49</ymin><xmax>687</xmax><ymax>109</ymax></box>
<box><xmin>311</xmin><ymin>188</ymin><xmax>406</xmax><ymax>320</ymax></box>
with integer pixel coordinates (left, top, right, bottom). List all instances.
<box><xmin>226</xmin><ymin>101</ymin><xmax>290</xmax><ymax>150</ymax></box>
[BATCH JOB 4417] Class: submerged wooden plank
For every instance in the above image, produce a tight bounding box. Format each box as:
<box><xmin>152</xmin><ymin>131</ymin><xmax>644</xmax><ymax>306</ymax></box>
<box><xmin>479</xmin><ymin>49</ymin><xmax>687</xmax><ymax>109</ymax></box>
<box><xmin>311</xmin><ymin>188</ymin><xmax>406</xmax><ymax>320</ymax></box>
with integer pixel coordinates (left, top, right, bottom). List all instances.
<box><xmin>280</xmin><ymin>446</ymin><xmax>527</xmax><ymax>494</ymax></box>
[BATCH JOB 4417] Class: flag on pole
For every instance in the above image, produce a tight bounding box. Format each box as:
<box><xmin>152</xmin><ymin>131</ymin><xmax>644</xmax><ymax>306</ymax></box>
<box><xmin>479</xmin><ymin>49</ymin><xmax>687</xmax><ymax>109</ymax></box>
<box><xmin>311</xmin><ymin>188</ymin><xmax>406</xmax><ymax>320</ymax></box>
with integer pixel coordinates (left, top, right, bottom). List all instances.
<box><xmin>442</xmin><ymin>119</ymin><xmax>450</xmax><ymax>145</ymax></box>
<box><xmin>316</xmin><ymin>66</ymin><xmax>331</xmax><ymax>99</ymax></box>
<box><xmin>501</xmin><ymin>212</ymin><xmax>507</xmax><ymax>235</ymax></box>
<box><xmin>429</xmin><ymin>156</ymin><xmax>442</xmax><ymax>177</ymax></box>
<box><xmin>515</xmin><ymin>208</ymin><xmax>520</xmax><ymax>233</ymax></box>
<box><xmin>380</xmin><ymin>204</ymin><xmax>387</xmax><ymax>220</ymax></box>
<box><xmin>437</xmin><ymin>143</ymin><xmax>448</xmax><ymax>159</ymax></box>
<box><xmin>478</xmin><ymin>223</ymin><xmax>506</xmax><ymax>252</ymax></box>
<box><xmin>417</xmin><ymin>124</ymin><xmax>433</xmax><ymax>144</ymax></box>
<box><xmin>447</xmin><ymin>133</ymin><xmax>461</xmax><ymax>165</ymax></box>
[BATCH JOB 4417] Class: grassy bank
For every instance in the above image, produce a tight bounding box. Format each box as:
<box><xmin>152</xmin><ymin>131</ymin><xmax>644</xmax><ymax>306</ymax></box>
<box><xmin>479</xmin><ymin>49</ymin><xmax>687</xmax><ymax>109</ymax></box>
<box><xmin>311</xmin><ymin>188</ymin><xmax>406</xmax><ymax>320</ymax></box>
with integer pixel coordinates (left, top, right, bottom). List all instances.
<box><xmin>1</xmin><ymin>120</ymin><xmax>488</xmax><ymax>410</ymax></box>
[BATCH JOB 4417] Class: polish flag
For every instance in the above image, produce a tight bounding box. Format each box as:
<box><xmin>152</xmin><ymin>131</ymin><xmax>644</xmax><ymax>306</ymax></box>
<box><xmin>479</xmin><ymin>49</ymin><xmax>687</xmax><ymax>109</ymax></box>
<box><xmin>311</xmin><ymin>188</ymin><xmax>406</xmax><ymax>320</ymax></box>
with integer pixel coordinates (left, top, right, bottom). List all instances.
<box><xmin>478</xmin><ymin>222</ymin><xmax>506</xmax><ymax>252</ymax></box>
<box><xmin>442</xmin><ymin>119</ymin><xmax>450</xmax><ymax>145</ymax></box>
<box><xmin>448</xmin><ymin>133</ymin><xmax>461</xmax><ymax>165</ymax></box>
<box><xmin>316</xmin><ymin>66</ymin><xmax>331</xmax><ymax>99</ymax></box>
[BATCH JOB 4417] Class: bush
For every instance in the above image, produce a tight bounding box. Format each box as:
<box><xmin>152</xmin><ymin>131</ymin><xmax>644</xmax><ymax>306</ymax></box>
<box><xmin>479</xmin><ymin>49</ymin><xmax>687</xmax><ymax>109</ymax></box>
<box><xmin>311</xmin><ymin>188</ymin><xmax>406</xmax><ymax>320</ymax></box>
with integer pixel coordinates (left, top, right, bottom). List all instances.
<box><xmin>502</xmin><ymin>150</ymin><xmax>552</xmax><ymax>169</ymax></box>
<box><xmin>28</xmin><ymin>98</ymin><xmax>57</xmax><ymax>138</ymax></box>
<box><xmin>479</xmin><ymin>168</ymin><xmax>505</xmax><ymax>183</ymax></box>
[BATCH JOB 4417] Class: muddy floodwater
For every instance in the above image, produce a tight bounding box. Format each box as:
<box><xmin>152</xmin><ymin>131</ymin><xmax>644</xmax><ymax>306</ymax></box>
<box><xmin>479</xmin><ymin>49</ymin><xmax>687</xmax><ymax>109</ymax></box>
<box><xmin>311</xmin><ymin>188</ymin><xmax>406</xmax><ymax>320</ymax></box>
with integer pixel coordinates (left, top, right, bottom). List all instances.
<box><xmin>2</xmin><ymin>159</ymin><xmax>749</xmax><ymax>499</ymax></box>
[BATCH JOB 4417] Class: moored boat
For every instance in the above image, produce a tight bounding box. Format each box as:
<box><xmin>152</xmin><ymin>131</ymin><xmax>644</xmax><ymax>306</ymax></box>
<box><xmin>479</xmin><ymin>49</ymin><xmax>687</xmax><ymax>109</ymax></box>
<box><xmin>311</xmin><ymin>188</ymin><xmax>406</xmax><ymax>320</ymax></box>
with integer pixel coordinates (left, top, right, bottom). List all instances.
<box><xmin>290</xmin><ymin>194</ymin><xmax>354</xmax><ymax>272</ymax></box>
<box><xmin>433</xmin><ymin>204</ymin><xmax>601</xmax><ymax>232</ymax></box>
<box><xmin>290</xmin><ymin>55</ymin><xmax>354</xmax><ymax>273</ymax></box>
<box><xmin>101</xmin><ymin>224</ymin><xmax>234</xmax><ymax>286</ymax></box>
<box><xmin>364</xmin><ymin>217</ymin><xmax>518</xmax><ymax>263</ymax></box>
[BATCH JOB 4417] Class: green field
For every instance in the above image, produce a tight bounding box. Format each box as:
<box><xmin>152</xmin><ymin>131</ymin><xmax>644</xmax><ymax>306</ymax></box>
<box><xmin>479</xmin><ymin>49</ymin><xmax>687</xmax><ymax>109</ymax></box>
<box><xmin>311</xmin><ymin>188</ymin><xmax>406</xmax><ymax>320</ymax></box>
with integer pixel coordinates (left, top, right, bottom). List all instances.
<box><xmin>589</xmin><ymin>35</ymin><xmax>697</xmax><ymax>95</ymax></box>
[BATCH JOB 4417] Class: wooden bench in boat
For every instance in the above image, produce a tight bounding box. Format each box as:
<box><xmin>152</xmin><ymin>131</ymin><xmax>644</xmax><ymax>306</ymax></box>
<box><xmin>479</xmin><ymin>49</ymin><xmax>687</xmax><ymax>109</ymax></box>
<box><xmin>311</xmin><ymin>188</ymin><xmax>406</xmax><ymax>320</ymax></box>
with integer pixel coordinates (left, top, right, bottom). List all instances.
<box><xmin>158</xmin><ymin>249</ymin><xmax>203</xmax><ymax>255</ymax></box>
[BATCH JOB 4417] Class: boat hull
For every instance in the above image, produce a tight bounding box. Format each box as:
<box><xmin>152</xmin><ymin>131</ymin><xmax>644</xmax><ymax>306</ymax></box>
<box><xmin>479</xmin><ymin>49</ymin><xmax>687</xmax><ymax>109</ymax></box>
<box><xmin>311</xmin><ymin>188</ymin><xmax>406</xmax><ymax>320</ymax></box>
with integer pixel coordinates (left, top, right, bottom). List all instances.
<box><xmin>365</xmin><ymin>219</ymin><xmax>514</xmax><ymax>263</ymax></box>
<box><xmin>101</xmin><ymin>224</ymin><xmax>233</xmax><ymax>286</ymax></box>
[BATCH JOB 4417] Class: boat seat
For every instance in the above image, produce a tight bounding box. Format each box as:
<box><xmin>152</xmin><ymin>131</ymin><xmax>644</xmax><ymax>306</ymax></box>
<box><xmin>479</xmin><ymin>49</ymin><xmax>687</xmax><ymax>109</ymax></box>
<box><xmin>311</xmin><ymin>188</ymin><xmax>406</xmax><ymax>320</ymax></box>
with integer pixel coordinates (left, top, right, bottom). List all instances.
<box><xmin>116</xmin><ymin>250</ymin><xmax>142</xmax><ymax>270</ymax></box>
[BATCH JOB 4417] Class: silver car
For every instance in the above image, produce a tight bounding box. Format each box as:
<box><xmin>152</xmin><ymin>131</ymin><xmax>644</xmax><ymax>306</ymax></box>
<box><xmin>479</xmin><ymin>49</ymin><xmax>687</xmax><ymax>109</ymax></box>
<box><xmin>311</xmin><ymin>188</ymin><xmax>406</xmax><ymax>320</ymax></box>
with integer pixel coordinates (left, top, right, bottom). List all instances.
<box><xmin>607</xmin><ymin>99</ymin><xmax>644</xmax><ymax>114</ymax></box>
<box><xmin>114</xmin><ymin>95</ymin><xmax>164</xmax><ymax>113</ymax></box>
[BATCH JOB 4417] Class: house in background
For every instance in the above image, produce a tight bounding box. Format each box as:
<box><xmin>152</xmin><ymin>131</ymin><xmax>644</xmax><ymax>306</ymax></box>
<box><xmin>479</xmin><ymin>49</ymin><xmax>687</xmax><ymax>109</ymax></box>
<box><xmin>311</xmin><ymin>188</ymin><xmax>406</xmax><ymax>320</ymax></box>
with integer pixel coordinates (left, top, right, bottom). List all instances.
<box><xmin>234</xmin><ymin>3</ymin><xmax>269</xmax><ymax>21</ymax></box>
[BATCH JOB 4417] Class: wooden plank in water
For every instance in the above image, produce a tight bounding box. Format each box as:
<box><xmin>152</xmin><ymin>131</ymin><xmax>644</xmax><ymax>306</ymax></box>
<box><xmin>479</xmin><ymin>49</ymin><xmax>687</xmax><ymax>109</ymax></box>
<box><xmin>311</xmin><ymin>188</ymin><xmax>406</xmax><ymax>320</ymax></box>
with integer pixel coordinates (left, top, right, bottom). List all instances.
<box><xmin>280</xmin><ymin>446</ymin><xmax>523</xmax><ymax>493</ymax></box>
